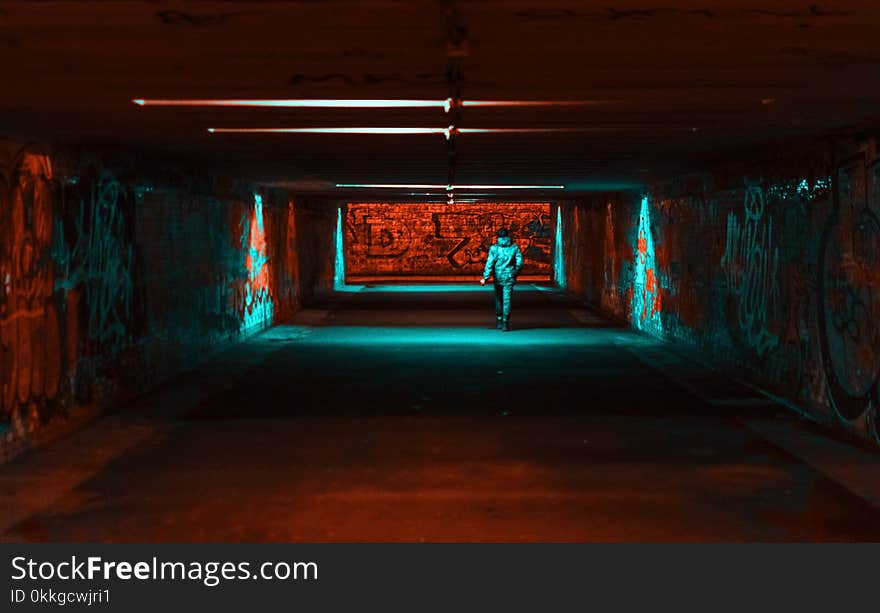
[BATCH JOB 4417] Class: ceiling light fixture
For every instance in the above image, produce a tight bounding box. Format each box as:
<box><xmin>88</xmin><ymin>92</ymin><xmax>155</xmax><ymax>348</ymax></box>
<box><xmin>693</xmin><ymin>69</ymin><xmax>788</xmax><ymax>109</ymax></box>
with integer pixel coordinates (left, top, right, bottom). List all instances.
<box><xmin>463</xmin><ymin>100</ymin><xmax>607</xmax><ymax>108</ymax></box>
<box><xmin>134</xmin><ymin>98</ymin><xmax>607</xmax><ymax>112</ymax></box>
<box><xmin>207</xmin><ymin>127</ymin><xmax>593</xmax><ymax>136</ymax></box>
<box><xmin>458</xmin><ymin>128</ymin><xmax>599</xmax><ymax>134</ymax></box>
<box><xmin>134</xmin><ymin>98</ymin><xmax>448</xmax><ymax>109</ymax></box>
<box><xmin>207</xmin><ymin>127</ymin><xmax>448</xmax><ymax>135</ymax></box>
<box><xmin>335</xmin><ymin>184</ymin><xmax>564</xmax><ymax>190</ymax></box>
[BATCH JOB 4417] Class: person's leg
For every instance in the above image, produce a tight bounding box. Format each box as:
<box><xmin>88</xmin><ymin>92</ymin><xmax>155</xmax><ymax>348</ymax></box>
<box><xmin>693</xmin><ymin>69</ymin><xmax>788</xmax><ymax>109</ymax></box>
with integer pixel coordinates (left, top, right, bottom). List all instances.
<box><xmin>501</xmin><ymin>283</ymin><xmax>513</xmax><ymax>330</ymax></box>
<box><xmin>493</xmin><ymin>282</ymin><xmax>503</xmax><ymax>328</ymax></box>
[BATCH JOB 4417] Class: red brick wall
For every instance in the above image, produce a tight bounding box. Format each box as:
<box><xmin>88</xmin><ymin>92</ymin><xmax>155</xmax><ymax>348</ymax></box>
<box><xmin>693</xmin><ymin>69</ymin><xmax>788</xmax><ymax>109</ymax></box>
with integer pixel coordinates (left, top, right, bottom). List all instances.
<box><xmin>345</xmin><ymin>202</ymin><xmax>553</xmax><ymax>279</ymax></box>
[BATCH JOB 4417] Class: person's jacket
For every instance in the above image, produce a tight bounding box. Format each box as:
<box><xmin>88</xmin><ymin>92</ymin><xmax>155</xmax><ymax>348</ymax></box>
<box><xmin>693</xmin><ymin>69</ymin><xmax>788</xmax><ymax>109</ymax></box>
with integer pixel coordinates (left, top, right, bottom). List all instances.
<box><xmin>483</xmin><ymin>236</ymin><xmax>524</xmax><ymax>286</ymax></box>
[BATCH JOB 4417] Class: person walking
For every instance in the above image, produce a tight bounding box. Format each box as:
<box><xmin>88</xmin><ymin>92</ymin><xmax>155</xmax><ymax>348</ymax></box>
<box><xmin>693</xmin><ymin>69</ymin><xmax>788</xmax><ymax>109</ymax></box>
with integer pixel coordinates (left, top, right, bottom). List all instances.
<box><xmin>479</xmin><ymin>228</ymin><xmax>524</xmax><ymax>331</ymax></box>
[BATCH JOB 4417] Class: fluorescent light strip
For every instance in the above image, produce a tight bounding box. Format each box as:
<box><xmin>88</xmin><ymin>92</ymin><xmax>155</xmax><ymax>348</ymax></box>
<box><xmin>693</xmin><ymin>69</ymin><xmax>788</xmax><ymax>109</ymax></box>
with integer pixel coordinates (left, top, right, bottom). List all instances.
<box><xmin>134</xmin><ymin>98</ymin><xmax>607</xmax><ymax>110</ymax></box>
<box><xmin>336</xmin><ymin>184</ymin><xmax>564</xmax><ymax>190</ymax></box>
<box><xmin>135</xmin><ymin>98</ymin><xmax>447</xmax><ymax>108</ymax></box>
<box><xmin>463</xmin><ymin>100</ymin><xmax>607</xmax><ymax>107</ymax></box>
<box><xmin>458</xmin><ymin>128</ymin><xmax>600</xmax><ymax>134</ymax></box>
<box><xmin>207</xmin><ymin>127</ymin><xmax>591</xmax><ymax>136</ymax></box>
<box><xmin>207</xmin><ymin>127</ymin><xmax>447</xmax><ymax>135</ymax></box>
<box><xmin>338</xmin><ymin>184</ymin><xmax>442</xmax><ymax>189</ymax></box>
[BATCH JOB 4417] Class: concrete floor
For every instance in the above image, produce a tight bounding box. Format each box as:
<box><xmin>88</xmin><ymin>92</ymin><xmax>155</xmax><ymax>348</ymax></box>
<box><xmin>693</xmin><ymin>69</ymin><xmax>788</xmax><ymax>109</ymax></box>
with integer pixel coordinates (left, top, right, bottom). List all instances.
<box><xmin>2</xmin><ymin>285</ymin><xmax>880</xmax><ymax>542</ymax></box>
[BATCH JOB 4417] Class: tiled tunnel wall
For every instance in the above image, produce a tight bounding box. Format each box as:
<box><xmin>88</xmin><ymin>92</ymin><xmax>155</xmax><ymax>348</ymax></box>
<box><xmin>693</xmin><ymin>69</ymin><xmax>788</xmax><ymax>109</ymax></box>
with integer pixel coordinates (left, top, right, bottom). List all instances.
<box><xmin>564</xmin><ymin>137</ymin><xmax>880</xmax><ymax>446</ymax></box>
<box><xmin>0</xmin><ymin>140</ymin><xmax>332</xmax><ymax>457</ymax></box>
<box><xmin>344</xmin><ymin>202</ymin><xmax>553</xmax><ymax>280</ymax></box>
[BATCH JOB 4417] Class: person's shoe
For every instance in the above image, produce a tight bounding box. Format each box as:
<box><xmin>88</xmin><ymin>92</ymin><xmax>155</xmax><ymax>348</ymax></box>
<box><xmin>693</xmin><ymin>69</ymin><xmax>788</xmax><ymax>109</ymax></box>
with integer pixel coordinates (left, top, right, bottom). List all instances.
<box><xmin>496</xmin><ymin>319</ymin><xmax>504</xmax><ymax>330</ymax></box>
<box><xmin>501</xmin><ymin>321</ymin><xmax>510</xmax><ymax>332</ymax></box>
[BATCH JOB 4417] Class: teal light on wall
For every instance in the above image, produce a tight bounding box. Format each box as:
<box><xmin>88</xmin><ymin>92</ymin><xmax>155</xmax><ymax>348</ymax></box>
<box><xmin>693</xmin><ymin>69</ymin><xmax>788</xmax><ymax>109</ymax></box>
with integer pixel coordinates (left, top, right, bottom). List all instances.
<box><xmin>554</xmin><ymin>206</ymin><xmax>566</xmax><ymax>289</ymax></box>
<box><xmin>631</xmin><ymin>195</ymin><xmax>662</xmax><ymax>334</ymax></box>
<box><xmin>241</xmin><ymin>193</ymin><xmax>274</xmax><ymax>333</ymax></box>
<box><xmin>334</xmin><ymin>207</ymin><xmax>346</xmax><ymax>290</ymax></box>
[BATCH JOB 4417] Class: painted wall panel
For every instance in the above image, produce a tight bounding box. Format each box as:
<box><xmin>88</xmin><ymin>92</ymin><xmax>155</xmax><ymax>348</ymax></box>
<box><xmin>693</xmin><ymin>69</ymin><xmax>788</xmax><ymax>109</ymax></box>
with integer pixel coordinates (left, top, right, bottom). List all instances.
<box><xmin>344</xmin><ymin>203</ymin><xmax>553</xmax><ymax>279</ymax></box>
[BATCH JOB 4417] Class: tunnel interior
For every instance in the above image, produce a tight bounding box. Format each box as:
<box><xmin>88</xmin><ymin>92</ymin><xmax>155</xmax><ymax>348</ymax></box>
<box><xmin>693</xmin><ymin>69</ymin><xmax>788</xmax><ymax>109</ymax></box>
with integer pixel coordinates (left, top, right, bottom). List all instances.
<box><xmin>2</xmin><ymin>0</ymin><xmax>880</xmax><ymax>542</ymax></box>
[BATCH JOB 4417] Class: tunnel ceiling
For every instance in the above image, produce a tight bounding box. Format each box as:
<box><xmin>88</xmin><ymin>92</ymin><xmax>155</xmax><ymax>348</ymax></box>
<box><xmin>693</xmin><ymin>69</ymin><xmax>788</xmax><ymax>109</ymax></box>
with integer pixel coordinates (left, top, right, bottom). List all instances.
<box><xmin>3</xmin><ymin>1</ymin><xmax>880</xmax><ymax>197</ymax></box>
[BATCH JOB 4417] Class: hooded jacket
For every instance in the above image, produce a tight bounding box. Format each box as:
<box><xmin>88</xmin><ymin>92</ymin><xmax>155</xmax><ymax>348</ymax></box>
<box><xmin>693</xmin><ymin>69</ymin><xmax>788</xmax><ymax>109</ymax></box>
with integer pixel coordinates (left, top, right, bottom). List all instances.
<box><xmin>483</xmin><ymin>236</ymin><xmax>524</xmax><ymax>286</ymax></box>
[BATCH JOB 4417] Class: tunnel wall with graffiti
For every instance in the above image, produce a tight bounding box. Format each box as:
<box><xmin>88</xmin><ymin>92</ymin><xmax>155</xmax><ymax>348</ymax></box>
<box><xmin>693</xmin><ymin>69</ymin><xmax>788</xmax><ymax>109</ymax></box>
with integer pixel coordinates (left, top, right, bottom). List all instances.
<box><xmin>0</xmin><ymin>141</ymin><xmax>302</xmax><ymax>447</ymax></box>
<box><xmin>344</xmin><ymin>203</ymin><xmax>553</xmax><ymax>279</ymax></box>
<box><xmin>564</xmin><ymin>138</ymin><xmax>880</xmax><ymax>446</ymax></box>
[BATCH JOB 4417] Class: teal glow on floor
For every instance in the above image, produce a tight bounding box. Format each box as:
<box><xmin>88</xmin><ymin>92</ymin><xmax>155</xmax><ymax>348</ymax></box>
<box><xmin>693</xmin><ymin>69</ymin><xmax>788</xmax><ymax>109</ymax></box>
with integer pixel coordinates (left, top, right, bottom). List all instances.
<box><xmin>263</xmin><ymin>324</ymin><xmax>659</xmax><ymax>348</ymax></box>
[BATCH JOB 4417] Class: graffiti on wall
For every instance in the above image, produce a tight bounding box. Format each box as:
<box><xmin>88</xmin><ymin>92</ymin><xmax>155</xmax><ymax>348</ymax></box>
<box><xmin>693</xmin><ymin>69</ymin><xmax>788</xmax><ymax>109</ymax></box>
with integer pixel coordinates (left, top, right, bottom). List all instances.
<box><xmin>721</xmin><ymin>184</ymin><xmax>781</xmax><ymax>357</ymax></box>
<box><xmin>1</xmin><ymin>144</ymin><xmax>297</xmax><ymax>438</ymax></box>
<box><xmin>818</xmin><ymin>161</ymin><xmax>880</xmax><ymax>437</ymax></box>
<box><xmin>54</xmin><ymin>169</ymin><xmax>134</xmax><ymax>349</ymax></box>
<box><xmin>631</xmin><ymin>196</ymin><xmax>664</xmax><ymax>332</ymax></box>
<box><xmin>0</xmin><ymin>150</ymin><xmax>141</xmax><ymax>432</ymax></box>
<box><xmin>0</xmin><ymin>150</ymin><xmax>61</xmax><ymax>431</ymax></box>
<box><xmin>238</xmin><ymin>193</ymin><xmax>274</xmax><ymax>332</ymax></box>
<box><xmin>345</xmin><ymin>203</ymin><xmax>552</xmax><ymax>278</ymax></box>
<box><xmin>567</xmin><ymin>149</ymin><xmax>879</xmax><ymax>444</ymax></box>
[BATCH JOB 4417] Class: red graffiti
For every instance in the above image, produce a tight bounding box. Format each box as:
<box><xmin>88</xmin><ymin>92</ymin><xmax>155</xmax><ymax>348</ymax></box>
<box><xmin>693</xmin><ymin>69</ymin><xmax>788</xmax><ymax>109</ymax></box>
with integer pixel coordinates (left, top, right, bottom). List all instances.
<box><xmin>0</xmin><ymin>150</ymin><xmax>62</xmax><ymax>430</ymax></box>
<box><xmin>345</xmin><ymin>203</ymin><xmax>552</xmax><ymax>279</ymax></box>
